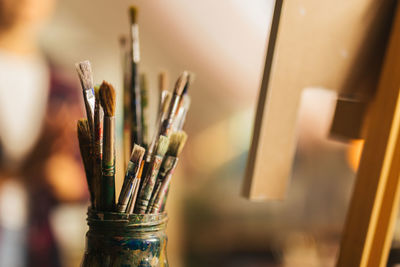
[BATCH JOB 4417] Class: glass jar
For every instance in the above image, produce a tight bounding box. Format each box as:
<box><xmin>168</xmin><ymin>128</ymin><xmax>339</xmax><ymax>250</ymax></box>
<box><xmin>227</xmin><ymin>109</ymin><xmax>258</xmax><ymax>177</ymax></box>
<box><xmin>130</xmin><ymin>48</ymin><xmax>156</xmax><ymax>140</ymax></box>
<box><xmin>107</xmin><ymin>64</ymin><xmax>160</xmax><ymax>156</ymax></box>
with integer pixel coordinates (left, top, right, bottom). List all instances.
<box><xmin>81</xmin><ymin>209</ymin><xmax>168</xmax><ymax>267</ymax></box>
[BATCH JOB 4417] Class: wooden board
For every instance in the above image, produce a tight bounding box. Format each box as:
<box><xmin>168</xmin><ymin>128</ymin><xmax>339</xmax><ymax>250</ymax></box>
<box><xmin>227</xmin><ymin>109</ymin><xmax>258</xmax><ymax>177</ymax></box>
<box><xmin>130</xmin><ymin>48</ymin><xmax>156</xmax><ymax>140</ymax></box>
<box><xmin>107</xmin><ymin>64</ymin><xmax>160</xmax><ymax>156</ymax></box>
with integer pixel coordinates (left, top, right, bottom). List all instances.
<box><xmin>243</xmin><ymin>0</ymin><xmax>395</xmax><ymax>200</ymax></box>
<box><xmin>336</xmin><ymin>1</ymin><xmax>400</xmax><ymax>265</ymax></box>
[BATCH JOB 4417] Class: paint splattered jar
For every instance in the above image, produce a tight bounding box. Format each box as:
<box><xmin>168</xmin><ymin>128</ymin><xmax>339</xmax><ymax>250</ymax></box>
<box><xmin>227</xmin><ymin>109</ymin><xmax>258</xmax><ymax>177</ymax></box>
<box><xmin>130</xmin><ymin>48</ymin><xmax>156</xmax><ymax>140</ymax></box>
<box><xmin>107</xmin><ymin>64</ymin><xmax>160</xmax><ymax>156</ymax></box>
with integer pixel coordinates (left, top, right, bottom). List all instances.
<box><xmin>81</xmin><ymin>209</ymin><xmax>168</xmax><ymax>267</ymax></box>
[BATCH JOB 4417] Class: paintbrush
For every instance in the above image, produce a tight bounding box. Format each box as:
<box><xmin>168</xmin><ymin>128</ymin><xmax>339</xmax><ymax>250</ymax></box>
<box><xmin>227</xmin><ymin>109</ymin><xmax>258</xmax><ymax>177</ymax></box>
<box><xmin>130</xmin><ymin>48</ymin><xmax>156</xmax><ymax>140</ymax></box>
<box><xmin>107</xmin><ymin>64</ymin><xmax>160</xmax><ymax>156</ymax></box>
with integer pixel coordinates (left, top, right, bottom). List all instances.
<box><xmin>181</xmin><ymin>73</ymin><xmax>191</xmax><ymax>96</ymax></box>
<box><xmin>135</xmin><ymin>135</ymin><xmax>169</xmax><ymax>214</ymax></box>
<box><xmin>137</xmin><ymin>92</ymin><xmax>170</xmax><ymax>196</ymax></box>
<box><xmin>75</xmin><ymin>61</ymin><xmax>95</xmax><ymax>133</ymax></box>
<box><xmin>148</xmin><ymin>131</ymin><xmax>187</xmax><ymax>214</ymax></box>
<box><xmin>129</xmin><ymin>6</ymin><xmax>143</xmax><ymax>147</ymax></box>
<box><xmin>120</xmin><ymin>35</ymin><xmax>132</xmax><ymax>168</ymax></box>
<box><xmin>77</xmin><ymin>119</ymin><xmax>95</xmax><ymax>205</ymax></box>
<box><xmin>172</xmin><ymin>94</ymin><xmax>191</xmax><ymax>132</ymax></box>
<box><xmin>92</xmin><ymin>86</ymin><xmax>103</xmax><ymax>209</ymax></box>
<box><xmin>99</xmin><ymin>81</ymin><xmax>116</xmax><ymax>211</ymax></box>
<box><xmin>116</xmin><ymin>144</ymin><xmax>145</xmax><ymax>212</ymax></box>
<box><xmin>146</xmin><ymin>91</ymin><xmax>172</xmax><ymax>164</ymax></box>
<box><xmin>158</xmin><ymin>72</ymin><xmax>168</xmax><ymax>114</ymax></box>
<box><xmin>140</xmin><ymin>73</ymin><xmax>149</xmax><ymax>148</ymax></box>
<box><xmin>160</xmin><ymin>71</ymin><xmax>189</xmax><ymax>136</ymax></box>
<box><xmin>159</xmin><ymin>132</ymin><xmax>188</xmax><ymax>212</ymax></box>
<box><xmin>126</xmin><ymin>161</ymin><xmax>144</xmax><ymax>214</ymax></box>
<box><xmin>94</xmin><ymin>86</ymin><xmax>103</xmax><ymax>155</ymax></box>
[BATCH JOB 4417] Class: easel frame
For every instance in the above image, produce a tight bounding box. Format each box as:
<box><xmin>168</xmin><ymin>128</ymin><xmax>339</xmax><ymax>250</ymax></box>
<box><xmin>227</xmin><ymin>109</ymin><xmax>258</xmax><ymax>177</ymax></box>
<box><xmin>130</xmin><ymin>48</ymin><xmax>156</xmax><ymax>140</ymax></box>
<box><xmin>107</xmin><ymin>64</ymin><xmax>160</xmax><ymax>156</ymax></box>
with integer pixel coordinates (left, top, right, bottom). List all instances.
<box><xmin>243</xmin><ymin>0</ymin><xmax>400</xmax><ymax>265</ymax></box>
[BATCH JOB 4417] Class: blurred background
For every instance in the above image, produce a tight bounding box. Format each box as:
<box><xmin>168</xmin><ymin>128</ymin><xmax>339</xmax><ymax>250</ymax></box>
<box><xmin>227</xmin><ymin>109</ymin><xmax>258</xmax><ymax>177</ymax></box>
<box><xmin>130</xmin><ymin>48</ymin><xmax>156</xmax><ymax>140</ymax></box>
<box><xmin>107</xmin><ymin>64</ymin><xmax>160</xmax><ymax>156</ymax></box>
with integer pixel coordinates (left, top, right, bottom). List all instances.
<box><xmin>0</xmin><ymin>0</ymin><xmax>386</xmax><ymax>266</ymax></box>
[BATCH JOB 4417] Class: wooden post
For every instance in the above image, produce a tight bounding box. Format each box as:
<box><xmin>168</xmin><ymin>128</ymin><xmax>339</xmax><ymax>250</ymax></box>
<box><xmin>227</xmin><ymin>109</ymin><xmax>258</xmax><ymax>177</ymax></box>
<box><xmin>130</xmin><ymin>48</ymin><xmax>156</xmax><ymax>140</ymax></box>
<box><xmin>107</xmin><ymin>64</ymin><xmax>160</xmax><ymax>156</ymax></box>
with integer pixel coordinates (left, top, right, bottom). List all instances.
<box><xmin>336</xmin><ymin>2</ymin><xmax>400</xmax><ymax>266</ymax></box>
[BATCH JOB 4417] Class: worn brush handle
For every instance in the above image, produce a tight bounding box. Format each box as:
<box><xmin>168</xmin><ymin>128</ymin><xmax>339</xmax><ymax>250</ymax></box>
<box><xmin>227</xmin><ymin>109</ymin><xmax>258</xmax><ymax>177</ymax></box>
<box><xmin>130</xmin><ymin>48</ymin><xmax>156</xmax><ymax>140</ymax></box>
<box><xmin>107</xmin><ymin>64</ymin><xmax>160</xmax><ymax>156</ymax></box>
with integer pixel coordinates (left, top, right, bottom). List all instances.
<box><xmin>135</xmin><ymin>156</ymin><xmax>163</xmax><ymax>214</ymax></box>
<box><xmin>101</xmin><ymin>172</ymin><xmax>115</xmax><ymax>211</ymax></box>
<box><xmin>147</xmin><ymin>181</ymin><xmax>161</xmax><ymax>214</ymax></box>
<box><xmin>147</xmin><ymin>156</ymin><xmax>178</xmax><ymax>213</ymax></box>
<box><xmin>116</xmin><ymin>177</ymin><xmax>134</xmax><ymax>213</ymax></box>
<box><xmin>127</xmin><ymin>178</ymin><xmax>140</xmax><ymax>214</ymax></box>
<box><xmin>160</xmin><ymin>94</ymin><xmax>180</xmax><ymax>135</ymax></box>
<box><xmin>150</xmin><ymin>172</ymin><xmax>173</xmax><ymax>214</ymax></box>
<box><xmin>101</xmin><ymin>117</ymin><xmax>115</xmax><ymax>211</ymax></box>
<box><xmin>117</xmin><ymin>160</ymin><xmax>141</xmax><ymax>212</ymax></box>
<box><xmin>160</xmin><ymin>184</ymin><xmax>171</xmax><ymax>212</ymax></box>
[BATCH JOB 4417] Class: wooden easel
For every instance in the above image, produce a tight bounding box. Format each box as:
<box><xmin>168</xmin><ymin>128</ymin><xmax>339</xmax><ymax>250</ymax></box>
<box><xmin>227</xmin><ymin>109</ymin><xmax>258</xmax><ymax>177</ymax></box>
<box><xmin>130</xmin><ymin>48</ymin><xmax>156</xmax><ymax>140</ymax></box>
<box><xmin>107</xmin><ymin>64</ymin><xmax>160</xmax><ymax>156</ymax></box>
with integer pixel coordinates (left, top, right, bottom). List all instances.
<box><xmin>242</xmin><ymin>0</ymin><xmax>394</xmax><ymax>200</ymax></box>
<box><xmin>243</xmin><ymin>0</ymin><xmax>400</xmax><ymax>266</ymax></box>
<box><xmin>337</xmin><ymin>1</ymin><xmax>400</xmax><ymax>266</ymax></box>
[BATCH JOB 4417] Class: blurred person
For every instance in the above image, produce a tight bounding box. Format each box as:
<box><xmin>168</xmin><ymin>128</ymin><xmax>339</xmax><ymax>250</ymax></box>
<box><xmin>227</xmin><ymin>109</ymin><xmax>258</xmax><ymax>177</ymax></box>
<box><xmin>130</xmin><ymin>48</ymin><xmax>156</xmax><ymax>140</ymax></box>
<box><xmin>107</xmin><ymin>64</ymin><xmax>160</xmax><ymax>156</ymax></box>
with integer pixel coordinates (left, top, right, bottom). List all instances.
<box><xmin>0</xmin><ymin>0</ymin><xmax>87</xmax><ymax>266</ymax></box>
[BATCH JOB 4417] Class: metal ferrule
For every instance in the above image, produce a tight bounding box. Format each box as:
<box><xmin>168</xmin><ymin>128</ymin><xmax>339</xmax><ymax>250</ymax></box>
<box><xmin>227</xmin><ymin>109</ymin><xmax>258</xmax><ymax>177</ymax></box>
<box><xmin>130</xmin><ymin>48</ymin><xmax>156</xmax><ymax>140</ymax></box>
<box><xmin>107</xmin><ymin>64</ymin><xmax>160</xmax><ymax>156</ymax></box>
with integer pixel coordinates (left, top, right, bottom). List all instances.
<box><xmin>158</xmin><ymin>156</ymin><xmax>178</xmax><ymax>179</ymax></box>
<box><xmin>85</xmin><ymin>88</ymin><xmax>96</xmax><ymax>116</ymax></box>
<box><xmin>145</xmin><ymin>150</ymin><xmax>154</xmax><ymax>163</ymax></box>
<box><xmin>94</xmin><ymin>101</ymin><xmax>103</xmax><ymax>158</ymax></box>
<box><xmin>126</xmin><ymin>160</ymin><xmax>140</xmax><ymax>177</ymax></box>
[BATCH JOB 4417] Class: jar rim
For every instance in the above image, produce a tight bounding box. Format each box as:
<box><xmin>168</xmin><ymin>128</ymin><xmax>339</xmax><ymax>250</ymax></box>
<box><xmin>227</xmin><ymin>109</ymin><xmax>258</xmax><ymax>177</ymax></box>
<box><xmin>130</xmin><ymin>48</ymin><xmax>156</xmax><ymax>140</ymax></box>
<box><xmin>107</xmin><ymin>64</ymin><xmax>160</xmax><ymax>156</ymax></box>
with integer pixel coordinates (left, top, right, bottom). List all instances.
<box><xmin>86</xmin><ymin>208</ymin><xmax>168</xmax><ymax>230</ymax></box>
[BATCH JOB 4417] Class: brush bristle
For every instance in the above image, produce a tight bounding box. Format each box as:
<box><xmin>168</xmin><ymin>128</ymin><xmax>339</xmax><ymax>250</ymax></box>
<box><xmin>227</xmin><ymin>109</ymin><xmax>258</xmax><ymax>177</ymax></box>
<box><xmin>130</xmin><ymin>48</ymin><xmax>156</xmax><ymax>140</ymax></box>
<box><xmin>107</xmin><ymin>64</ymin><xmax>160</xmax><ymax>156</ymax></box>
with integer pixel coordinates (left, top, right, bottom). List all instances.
<box><xmin>182</xmin><ymin>72</ymin><xmax>194</xmax><ymax>95</ymax></box>
<box><xmin>77</xmin><ymin>119</ymin><xmax>91</xmax><ymax>143</ymax></box>
<box><xmin>130</xmin><ymin>144</ymin><xmax>146</xmax><ymax>164</ymax></box>
<box><xmin>77</xmin><ymin>119</ymin><xmax>92</xmax><ymax>174</ymax></box>
<box><xmin>161</xmin><ymin>91</ymin><xmax>172</xmax><ymax>114</ymax></box>
<box><xmin>167</xmin><ymin>131</ymin><xmax>187</xmax><ymax>157</ymax></box>
<box><xmin>159</xmin><ymin>72</ymin><xmax>168</xmax><ymax>91</ymax></box>
<box><xmin>119</xmin><ymin>35</ymin><xmax>127</xmax><ymax>46</ymax></box>
<box><xmin>156</xmin><ymin>135</ymin><xmax>169</xmax><ymax>157</ymax></box>
<box><xmin>129</xmin><ymin>6</ymin><xmax>138</xmax><ymax>24</ymax></box>
<box><xmin>99</xmin><ymin>81</ymin><xmax>116</xmax><ymax>116</ymax></box>
<box><xmin>174</xmin><ymin>71</ymin><xmax>189</xmax><ymax>96</ymax></box>
<box><xmin>75</xmin><ymin>60</ymin><xmax>94</xmax><ymax>90</ymax></box>
<box><xmin>94</xmin><ymin>85</ymin><xmax>100</xmax><ymax>102</ymax></box>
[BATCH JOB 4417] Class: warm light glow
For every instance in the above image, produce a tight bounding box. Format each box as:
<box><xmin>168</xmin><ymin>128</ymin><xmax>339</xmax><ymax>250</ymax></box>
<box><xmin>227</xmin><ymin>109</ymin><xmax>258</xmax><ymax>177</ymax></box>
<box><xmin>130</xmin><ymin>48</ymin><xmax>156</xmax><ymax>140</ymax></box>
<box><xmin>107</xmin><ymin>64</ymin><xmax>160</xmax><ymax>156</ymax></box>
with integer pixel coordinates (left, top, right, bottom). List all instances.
<box><xmin>347</xmin><ymin>140</ymin><xmax>364</xmax><ymax>171</ymax></box>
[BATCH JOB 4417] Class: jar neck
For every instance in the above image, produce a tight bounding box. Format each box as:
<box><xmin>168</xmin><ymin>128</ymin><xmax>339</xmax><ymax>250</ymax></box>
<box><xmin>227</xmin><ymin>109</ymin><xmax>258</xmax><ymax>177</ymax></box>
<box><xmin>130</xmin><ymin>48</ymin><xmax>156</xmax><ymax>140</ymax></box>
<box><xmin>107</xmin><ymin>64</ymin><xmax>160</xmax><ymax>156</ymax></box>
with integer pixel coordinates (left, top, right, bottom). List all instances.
<box><xmin>86</xmin><ymin>208</ymin><xmax>168</xmax><ymax>235</ymax></box>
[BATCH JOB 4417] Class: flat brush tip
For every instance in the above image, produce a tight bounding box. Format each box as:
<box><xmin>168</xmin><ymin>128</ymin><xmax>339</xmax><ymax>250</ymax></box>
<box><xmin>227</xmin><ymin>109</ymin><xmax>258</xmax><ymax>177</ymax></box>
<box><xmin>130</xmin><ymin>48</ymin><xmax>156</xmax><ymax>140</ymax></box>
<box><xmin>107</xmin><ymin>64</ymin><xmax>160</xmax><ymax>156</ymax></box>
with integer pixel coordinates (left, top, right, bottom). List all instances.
<box><xmin>167</xmin><ymin>131</ymin><xmax>188</xmax><ymax>157</ymax></box>
<box><xmin>174</xmin><ymin>71</ymin><xmax>190</xmax><ymax>96</ymax></box>
<box><xmin>77</xmin><ymin>118</ymin><xmax>89</xmax><ymax>130</ymax></box>
<box><xmin>182</xmin><ymin>71</ymin><xmax>194</xmax><ymax>95</ymax></box>
<box><xmin>159</xmin><ymin>71</ymin><xmax>168</xmax><ymax>91</ymax></box>
<box><xmin>156</xmin><ymin>135</ymin><xmax>170</xmax><ymax>157</ymax></box>
<box><xmin>161</xmin><ymin>91</ymin><xmax>172</xmax><ymax>114</ymax></box>
<box><xmin>129</xmin><ymin>6</ymin><xmax>138</xmax><ymax>24</ymax></box>
<box><xmin>99</xmin><ymin>81</ymin><xmax>116</xmax><ymax>116</ymax></box>
<box><xmin>75</xmin><ymin>60</ymin><xmax>94</xmax><ymax>90</ymax></box>
<box><xmin>77</xmin><ymin>119</ymin><xmax>91</xmax><ymax>141</ymax></box>
<box><xmin>130</xmin><ymin>144</ymin><xmax>146</xmax><ymax>163</ymax></box>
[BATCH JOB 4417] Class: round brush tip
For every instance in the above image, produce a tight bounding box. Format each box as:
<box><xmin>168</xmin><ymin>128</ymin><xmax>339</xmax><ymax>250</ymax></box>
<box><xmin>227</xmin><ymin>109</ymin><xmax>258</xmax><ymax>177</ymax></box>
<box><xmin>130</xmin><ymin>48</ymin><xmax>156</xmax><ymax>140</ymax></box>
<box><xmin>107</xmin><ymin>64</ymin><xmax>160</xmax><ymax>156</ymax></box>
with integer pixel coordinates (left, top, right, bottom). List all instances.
<box><xmin>129</xmin><ymin>6</ymin><xmax>138</xmax><ymax>24</ymax></box>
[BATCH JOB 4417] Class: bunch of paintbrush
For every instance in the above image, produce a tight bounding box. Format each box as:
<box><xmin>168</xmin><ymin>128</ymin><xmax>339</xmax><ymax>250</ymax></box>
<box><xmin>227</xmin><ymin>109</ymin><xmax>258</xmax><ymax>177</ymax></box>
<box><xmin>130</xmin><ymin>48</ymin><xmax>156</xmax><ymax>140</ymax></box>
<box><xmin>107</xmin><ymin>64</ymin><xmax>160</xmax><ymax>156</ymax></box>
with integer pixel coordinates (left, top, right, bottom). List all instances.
<box><xmin>116</xmin><ymin>70</ymin><xmax>191</xmax><ymax>214</ymax></box>
<box><xmin>76</xmin><ymin>6</ymin><xmax>193</xmax><ymax>215</ymax></box>
<box><xmin>76</xmin><ymin>61</ymin><xmax>117</xmax><ymax>211</ymax></box>
<box><xmin>147</xmin><ymin>131</ymin><xmax>187</xmax><ymax>214</ymax></box>
<box><xmin>76</xmin><ymin>60</ymin><xmax>191</xmax><ymax>215</ymax></box>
